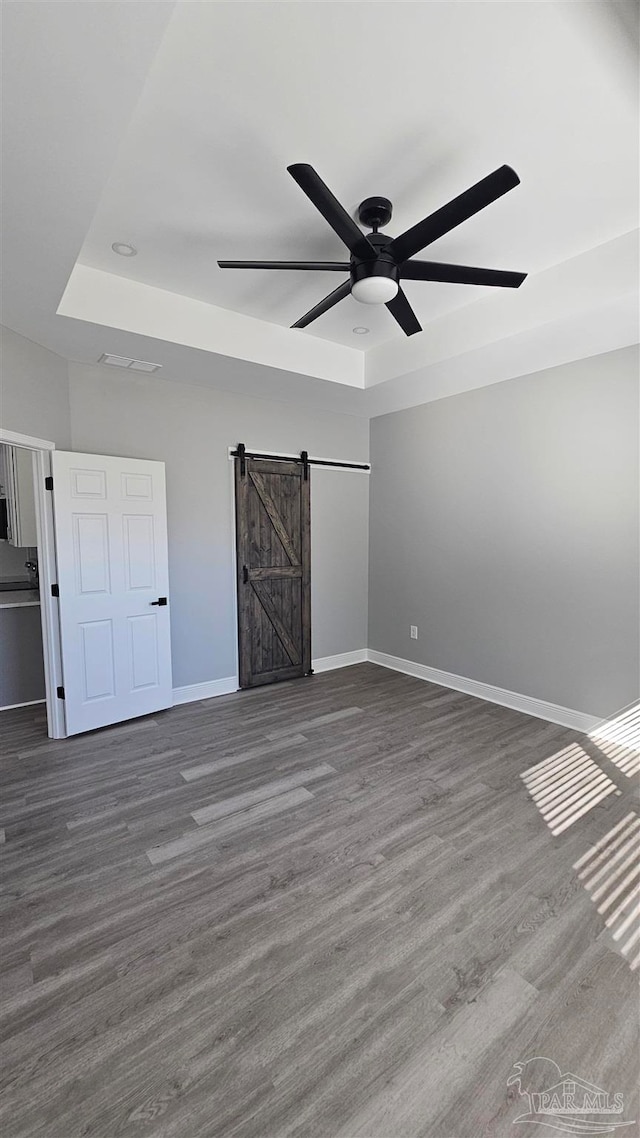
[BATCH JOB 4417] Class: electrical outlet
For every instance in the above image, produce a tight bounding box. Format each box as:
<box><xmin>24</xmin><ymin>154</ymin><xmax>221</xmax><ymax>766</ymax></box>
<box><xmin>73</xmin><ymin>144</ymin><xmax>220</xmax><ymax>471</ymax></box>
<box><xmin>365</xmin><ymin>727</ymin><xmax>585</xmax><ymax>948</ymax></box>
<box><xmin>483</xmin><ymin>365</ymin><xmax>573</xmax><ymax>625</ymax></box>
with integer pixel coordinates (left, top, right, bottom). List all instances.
<box><xmin>410</xmin><ymin>625</ymin><xmax>418</xmax><ymax>639</ymax></box>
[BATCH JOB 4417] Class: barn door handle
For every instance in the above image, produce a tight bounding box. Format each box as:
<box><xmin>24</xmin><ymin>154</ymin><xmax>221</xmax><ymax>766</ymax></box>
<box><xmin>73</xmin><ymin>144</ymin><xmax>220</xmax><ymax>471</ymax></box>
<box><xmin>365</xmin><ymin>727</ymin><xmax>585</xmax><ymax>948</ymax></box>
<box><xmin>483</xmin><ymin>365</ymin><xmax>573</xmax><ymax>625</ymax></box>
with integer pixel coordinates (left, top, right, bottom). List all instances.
<box><xmin>150</xmin><ymin>597</ymin><xmax>167</xmax><ymax>606</ymax></box>
<box><xmin>242</xmin><ymin>565</ymin><xmax>249</xmax><ymax>584</ymax></box>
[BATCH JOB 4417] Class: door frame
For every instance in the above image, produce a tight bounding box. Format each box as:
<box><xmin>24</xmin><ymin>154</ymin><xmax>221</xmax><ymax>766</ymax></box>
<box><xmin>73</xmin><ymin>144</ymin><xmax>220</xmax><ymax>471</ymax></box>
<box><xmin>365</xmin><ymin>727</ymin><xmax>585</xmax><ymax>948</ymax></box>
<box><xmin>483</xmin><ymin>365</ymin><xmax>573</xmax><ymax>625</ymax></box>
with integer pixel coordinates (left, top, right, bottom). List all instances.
<box><xmin>0</xmin><ymin>428</ymin><xmax>65</xmax><ymax>738</ymax></box>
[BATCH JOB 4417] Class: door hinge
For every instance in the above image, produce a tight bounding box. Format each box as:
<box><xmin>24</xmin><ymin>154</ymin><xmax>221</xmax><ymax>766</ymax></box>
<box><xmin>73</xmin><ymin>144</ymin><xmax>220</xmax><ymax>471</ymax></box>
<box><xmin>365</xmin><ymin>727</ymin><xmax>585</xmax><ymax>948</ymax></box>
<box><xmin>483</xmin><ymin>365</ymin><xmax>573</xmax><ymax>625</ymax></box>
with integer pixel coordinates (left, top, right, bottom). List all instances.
<box><xmin>56</xmin><ymin>686</ymin><xmax>65</xmax><ymax>700</ymax></box>
<box><xmin>51</xmin><ymin>583</ymin><xmax>59</xmax><ymax>598</ymax></box>
<box><xmin>45</xmin><ymin>476</ymin><xmax>53</xmax><ymax>491</ymax></box>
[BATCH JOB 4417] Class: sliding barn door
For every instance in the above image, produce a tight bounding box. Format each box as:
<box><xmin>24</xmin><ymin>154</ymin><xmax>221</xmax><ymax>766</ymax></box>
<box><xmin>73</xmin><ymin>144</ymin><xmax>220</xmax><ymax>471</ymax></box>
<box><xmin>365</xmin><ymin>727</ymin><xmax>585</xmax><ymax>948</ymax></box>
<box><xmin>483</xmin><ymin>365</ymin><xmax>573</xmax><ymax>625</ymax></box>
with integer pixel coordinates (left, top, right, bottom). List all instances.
<box><xmin>235</xmin><ymin>457</ymin><xmax>311</xmax><ymax>688</ymax></box>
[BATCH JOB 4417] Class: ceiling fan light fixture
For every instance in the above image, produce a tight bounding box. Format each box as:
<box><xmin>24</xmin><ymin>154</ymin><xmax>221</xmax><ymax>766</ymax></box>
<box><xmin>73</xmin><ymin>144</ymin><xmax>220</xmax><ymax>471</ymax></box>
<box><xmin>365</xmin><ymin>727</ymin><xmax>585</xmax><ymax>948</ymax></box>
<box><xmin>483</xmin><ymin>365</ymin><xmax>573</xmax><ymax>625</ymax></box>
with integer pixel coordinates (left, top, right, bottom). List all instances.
<box><xmin>351</xmin><ymin>275</ymin><xmax>399</xmax><ymax>305</ymax></box>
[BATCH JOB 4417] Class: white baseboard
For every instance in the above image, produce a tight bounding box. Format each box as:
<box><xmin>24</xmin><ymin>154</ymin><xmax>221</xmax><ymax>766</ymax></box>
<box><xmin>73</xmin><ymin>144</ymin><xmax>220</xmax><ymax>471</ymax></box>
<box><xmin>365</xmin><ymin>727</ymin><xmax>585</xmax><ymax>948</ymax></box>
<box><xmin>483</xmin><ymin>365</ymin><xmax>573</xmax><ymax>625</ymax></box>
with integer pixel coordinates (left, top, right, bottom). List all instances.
<box><xmin>172</xmin><ymin>677</ymin><xmax>237</xmax><ymax>706</ymax></box>
<box><xmin>172</xmin><ymin>651</ymin><xmax>369</xmax><ymax>704</ymax></box>
<box><xmin>312</xmin><ymin>649</ymin><xmax>368</xmax><ymax>673</ymax></box>
<box><xmin>366</xmin><ymin>649</ymin><xmax>600</xmax><ymax>734</ymax></box>
<box><xmin>170</xmin><ymin>649</ymin><xmax>599</xmax><ymax>734</ymax></box>
<box><xmin>0</xmin><ymin>698</ymin><xmax>46</xmax><ymax>712</ymax></box>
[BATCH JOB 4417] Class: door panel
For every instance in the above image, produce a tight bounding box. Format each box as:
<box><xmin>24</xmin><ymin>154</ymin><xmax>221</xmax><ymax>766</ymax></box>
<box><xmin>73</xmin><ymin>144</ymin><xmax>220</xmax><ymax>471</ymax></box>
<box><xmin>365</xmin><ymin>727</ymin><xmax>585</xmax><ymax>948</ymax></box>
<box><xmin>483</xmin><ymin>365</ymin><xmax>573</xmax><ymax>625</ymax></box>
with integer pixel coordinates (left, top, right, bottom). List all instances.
<box><xmin>128</xmin><ymin>614</ymin><xmax>159</xmax><ymax>689</ymax></box>
<box><xmin>52</xmin><ymin>451</ymin><xmax>172</xmax><ymax>734</ymax></box>
<box><xmin>80</xmin><ymin>620</ymin><xmax>115</xmax><ymax>700</ymax></box>
<box><xmin>235</xmin><ymin>457</ymin><xmax>311</xmax><ymax>688</ymax></box>
<box><xmin>70</xmin><ymin>468</ymin><xmax>107</xmax><ymax>498</ymax></box>
<box><xmin>74</xmin><ymin>515</ymin><xmax>111</xmax><ymax>593</ymax></box>
<box><xmin>121</xmin><ymin>471</ymin><xmax>153</xmax><ymax>499</ymax></box>
<box><xmin>123</xmin><ymin>514</ymin><xmax>155</xmax><ymax>590</ymax></box>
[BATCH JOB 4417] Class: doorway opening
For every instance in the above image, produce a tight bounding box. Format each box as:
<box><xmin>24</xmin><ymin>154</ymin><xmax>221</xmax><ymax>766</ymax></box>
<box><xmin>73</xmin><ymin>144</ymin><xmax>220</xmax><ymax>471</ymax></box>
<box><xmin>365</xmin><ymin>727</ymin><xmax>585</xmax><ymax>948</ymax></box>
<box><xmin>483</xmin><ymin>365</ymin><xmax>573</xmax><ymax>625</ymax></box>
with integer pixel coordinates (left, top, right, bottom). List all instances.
<box><xmin>0</xmin><ymin>433</ymin><xmax>174</xmax><ymax>740</ymax></box>
<box><xmin>0</xmin><ymin>429</ymin><xmax>64</xmax><ymax>739</ymax></box>
<box><xmin>0</xmin><ymin>443</ymin><xmax>46</xmax><ymax>714</ymax></box>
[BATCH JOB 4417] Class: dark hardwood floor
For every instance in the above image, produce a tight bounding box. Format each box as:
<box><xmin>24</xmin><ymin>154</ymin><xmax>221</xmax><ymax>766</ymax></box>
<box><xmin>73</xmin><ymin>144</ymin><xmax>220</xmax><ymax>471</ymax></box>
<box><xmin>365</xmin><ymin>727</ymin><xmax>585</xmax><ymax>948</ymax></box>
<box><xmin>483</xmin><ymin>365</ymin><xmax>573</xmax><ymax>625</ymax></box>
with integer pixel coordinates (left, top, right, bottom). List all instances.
<box><xmin>1</xmin><ymin>664</ymin><xmax>638</xmax><ymax>1138</ymax></box>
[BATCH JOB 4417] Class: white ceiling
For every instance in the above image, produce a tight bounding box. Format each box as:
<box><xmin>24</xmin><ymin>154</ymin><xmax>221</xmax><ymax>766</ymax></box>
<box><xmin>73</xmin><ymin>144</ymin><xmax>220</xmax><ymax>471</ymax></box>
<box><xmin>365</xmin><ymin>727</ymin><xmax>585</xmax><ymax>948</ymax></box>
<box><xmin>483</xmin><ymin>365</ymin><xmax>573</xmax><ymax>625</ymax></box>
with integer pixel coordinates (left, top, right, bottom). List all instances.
<box><xmin>1</xmin><ymin>1</ymin><xmax>638</xmax><ymax>416</ymax></box>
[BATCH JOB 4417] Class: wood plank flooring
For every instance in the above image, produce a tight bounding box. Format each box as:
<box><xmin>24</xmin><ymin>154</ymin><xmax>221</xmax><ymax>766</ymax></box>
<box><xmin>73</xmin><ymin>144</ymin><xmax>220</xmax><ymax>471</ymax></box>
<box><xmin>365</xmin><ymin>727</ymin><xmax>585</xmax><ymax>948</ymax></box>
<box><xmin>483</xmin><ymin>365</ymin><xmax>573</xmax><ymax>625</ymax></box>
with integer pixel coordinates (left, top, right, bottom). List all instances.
<box><xmin>1</xmin><ymin>664</ymin><xmax>638</xmax><ymax>1138</ymax></box>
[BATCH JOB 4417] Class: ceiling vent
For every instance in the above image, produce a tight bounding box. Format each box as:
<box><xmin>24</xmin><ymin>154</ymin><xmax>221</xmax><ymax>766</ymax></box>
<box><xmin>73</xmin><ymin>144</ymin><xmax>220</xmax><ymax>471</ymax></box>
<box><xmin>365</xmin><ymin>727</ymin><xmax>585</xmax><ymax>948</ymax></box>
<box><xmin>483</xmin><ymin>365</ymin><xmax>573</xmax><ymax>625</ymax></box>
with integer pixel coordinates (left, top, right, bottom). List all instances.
<box><xmin>98</xmin><ymin>353</ymin><xmax>162</xmax><ymax>373</ymax></box>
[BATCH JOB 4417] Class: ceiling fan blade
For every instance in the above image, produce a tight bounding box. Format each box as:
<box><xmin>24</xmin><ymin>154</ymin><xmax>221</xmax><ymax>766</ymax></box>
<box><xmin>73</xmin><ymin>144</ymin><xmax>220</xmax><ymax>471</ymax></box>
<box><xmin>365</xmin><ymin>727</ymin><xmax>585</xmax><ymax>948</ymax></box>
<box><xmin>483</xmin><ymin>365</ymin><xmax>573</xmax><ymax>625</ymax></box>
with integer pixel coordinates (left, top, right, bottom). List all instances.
<box><xmin>387</xmin><ymin>165</ymin><xmax>521</xmax><ymax>264</ymax></box>
<box><xmin>288</xmin><ymin>164</ymin><xmax>377</xmax><ymax>260</ymax></box>
<box><xmin>218</xmin><ymin>260</ymin><xmax>350</xmax><ymax>271</ymax></box>
<box><xmin>401</xmin><ymin>260</ymin><xmax>527</xmax><ymax>288</ymax></box>
<box><xmin>291</xmin><ymin>280</ymin><xmax>352</xmax><ymax>329</ymax></box>
<box><xmin>386</xmin><ymin>287</ymin><xmax>422</xmax><ymax>336</ymax></box>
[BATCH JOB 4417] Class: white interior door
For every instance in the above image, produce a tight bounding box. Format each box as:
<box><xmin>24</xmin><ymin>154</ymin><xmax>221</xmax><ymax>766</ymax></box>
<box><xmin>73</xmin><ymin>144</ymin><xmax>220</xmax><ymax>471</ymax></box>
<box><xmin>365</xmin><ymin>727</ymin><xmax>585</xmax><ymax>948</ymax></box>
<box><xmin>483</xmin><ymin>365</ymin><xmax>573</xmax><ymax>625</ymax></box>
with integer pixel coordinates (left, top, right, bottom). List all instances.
<box><xmin>51</xmin><ymin>451</ymin><xmax>172</xmax><ymax>735</ymax></box>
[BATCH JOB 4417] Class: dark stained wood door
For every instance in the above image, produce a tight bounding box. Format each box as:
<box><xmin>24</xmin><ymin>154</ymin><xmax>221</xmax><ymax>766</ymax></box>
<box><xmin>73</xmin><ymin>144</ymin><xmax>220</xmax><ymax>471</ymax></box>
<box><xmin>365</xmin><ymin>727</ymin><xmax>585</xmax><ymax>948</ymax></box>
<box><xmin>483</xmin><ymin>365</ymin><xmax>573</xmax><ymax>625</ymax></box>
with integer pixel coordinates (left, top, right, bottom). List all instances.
<box><xmin>235</xmin><ymin>457</ymin><xmax>311</xmax><ymax>688</ymax></box>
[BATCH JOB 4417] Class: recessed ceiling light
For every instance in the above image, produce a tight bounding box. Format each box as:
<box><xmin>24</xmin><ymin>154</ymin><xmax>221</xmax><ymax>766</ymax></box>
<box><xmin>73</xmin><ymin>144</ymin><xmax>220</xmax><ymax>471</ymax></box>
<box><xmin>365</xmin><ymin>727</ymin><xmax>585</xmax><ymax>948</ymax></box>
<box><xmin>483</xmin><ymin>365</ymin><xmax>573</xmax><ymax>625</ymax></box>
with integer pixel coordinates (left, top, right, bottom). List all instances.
<box><xmin>352</xmin><ymin>326</ymin><xmax>370</xmax><ymax>335</ymax></box>
<box><xmin>111</xmin><ymin>241</ymin><xmax>137</xmax><ymax>257</ymax></box>
<box><xmin>98</xmin><ymin>353</ymin><xmax>161</xmax><ymax>373</ymax></box>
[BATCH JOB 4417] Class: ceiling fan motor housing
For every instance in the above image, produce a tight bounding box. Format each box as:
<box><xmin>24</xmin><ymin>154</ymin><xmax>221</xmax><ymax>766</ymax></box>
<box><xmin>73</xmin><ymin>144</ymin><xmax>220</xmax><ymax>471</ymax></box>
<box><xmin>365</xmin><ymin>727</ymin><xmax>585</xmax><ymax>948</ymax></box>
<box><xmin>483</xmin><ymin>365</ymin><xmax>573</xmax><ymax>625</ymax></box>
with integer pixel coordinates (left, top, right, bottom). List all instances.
<box><xmin>350</xmin><ymin>232</ymin><xmax>399</xmax><ymax>303</ymax></box>
<box><xmin>350</xmin><ymin>256</ymin><xmax>398</xmax><ymax>287</ymax></box>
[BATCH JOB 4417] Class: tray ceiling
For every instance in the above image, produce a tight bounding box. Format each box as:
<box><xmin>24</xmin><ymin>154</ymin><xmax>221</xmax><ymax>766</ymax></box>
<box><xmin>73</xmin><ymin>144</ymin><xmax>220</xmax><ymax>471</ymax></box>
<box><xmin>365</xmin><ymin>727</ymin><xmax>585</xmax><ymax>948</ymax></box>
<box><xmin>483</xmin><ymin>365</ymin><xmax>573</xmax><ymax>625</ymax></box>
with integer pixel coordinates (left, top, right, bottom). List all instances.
<box><xmin>2</xmin><ymin>1</ymin><xmax>638</xmax><ymax>413</ymax></box>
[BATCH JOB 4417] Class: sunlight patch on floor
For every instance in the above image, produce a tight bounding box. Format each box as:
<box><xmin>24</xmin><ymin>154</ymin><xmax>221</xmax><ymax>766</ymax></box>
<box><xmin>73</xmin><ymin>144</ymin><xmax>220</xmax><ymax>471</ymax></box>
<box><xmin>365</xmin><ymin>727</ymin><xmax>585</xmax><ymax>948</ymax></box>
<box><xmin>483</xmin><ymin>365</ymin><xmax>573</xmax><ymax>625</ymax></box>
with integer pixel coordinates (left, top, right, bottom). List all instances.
<box><xmin>521</xmin><ymin>744</ymin><xmax>619</xmax><ymax>835</ymax></box>
<box><xmin>589</xmin><ymin>703</ymin><xmax>640</xmax><ymax>778</ymax></box>
<box><xmin>573</xmin><ymin>812</ymin><xmax>640</xmax><ymax>971</ymax></box>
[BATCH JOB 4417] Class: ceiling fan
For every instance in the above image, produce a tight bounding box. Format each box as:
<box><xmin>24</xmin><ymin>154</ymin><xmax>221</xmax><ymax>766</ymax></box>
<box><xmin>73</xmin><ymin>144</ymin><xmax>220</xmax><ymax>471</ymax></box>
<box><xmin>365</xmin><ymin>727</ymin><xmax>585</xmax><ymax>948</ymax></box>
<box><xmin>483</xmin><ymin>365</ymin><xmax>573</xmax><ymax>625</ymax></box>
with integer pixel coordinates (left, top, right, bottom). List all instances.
<box><xmin>218</xmin><ymin>164</ymin><xmax>527</xmax><ymax>337</ymax></box>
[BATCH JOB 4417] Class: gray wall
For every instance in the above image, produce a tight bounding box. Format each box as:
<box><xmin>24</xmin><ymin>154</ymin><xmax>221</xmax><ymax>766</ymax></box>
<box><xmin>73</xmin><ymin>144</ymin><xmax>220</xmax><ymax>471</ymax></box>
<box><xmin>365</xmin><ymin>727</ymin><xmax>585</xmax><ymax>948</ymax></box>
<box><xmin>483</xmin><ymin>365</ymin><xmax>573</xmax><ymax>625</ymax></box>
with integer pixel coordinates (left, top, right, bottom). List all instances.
<box><xmin>68</xmin><ymin>363</ymin><xmax>369</xmax><ymax>689</ymax></box>
<box><xmin>369</xmin><ymin>345</ymin><xmax>639</xmax><ymax>719</ymax></box>
<box><xmin>0</xmin><ymin>324</ymin><xmax>71</xmax><ymax>446</ymax></box>
<box><xmin>3</xmin><ymin>323</ymin><xmax>637</xmax><ymax>719</ymax></box>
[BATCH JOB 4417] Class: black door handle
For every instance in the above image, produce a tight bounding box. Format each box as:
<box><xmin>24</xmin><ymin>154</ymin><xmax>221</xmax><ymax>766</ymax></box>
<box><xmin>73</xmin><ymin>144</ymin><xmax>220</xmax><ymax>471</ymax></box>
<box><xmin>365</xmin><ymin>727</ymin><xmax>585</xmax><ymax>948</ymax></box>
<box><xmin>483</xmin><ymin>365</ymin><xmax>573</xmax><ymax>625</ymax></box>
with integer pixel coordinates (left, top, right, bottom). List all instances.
<box><xmin>150</xmin><ymin>597</ymin><xmax>167</xmax><ymax>606</ymax></box>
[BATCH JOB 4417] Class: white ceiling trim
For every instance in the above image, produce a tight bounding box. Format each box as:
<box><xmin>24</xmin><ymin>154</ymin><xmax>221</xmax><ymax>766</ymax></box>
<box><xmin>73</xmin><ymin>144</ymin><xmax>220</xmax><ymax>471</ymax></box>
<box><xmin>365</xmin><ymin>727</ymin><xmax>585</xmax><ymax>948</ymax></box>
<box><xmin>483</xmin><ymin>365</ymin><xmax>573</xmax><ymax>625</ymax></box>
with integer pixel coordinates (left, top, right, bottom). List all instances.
<box><xmin>58</xmin><ymin>265</ymin><xmax>364</xmax><ymax>388</ymax></box>
<box><xmin>365</xmin><ymin>292</ymin><xmax>640</xmax><ymax>418</ymax></box>
<box><xmin>58</xmin><ymin>230</ymin><xmax>637</xmax><ymax>395</ymax></box>
<box><xmin>366</xmin><ymin>230</ymin><xmax>639</xmax><ymax>386</ymax></box>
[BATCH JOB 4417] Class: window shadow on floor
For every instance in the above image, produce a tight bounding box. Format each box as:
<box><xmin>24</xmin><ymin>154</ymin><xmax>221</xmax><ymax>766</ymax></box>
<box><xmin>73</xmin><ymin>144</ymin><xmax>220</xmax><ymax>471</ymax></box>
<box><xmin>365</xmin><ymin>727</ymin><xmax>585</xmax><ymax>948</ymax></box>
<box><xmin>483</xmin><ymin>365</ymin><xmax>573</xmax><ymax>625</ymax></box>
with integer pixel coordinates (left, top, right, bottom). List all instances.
<box><xmin>520</xmin><ymin>702</ymin><xmax>639</xmax><ymax>971</ymax></box>
<box><xmin>588</xmin><ymin>702</ymin><xmax>640</xmax><ymax>779</ymax></box>
<box><xmin>573</xmin><ymin>811</ymin><xmax>640</xmax><ymax>971</ymax></box>
<box><xmin>520</xmin><ymin>743</ymin><xmax>619</xmax><ymax>836</ymax></box>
